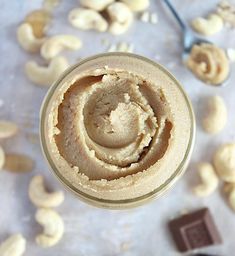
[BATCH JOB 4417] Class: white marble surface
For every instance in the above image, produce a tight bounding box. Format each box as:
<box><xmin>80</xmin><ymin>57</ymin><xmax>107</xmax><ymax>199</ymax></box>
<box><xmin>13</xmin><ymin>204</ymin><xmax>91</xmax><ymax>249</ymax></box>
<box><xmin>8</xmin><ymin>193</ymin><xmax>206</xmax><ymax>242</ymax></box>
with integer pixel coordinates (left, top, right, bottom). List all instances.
<box><xmin>1</xmin><ymin>0</ymin><xmax>235</xmax><ymax>255</ymax></box>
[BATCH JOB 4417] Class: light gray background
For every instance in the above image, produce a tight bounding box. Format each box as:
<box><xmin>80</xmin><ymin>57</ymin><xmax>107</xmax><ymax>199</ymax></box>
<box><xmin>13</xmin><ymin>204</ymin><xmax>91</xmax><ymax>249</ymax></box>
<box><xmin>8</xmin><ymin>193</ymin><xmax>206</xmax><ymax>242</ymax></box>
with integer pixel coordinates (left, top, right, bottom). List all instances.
<box><xmin>0</xmin><ymin>0</ymin><xmax>235</xmax><ymax>255</ymax></box>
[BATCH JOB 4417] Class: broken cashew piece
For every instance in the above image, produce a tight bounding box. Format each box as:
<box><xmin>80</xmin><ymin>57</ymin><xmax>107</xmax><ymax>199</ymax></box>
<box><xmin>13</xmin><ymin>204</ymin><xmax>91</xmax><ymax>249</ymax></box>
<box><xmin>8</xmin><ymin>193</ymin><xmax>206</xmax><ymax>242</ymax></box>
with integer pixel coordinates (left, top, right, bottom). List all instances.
<box><xmin>120</xmin><ymin>0</ymin><xmax>150</xmax><ymax>12</ymax></box>
<box><xmin>193</xmin><ymin>162</ymin><xmax>219</xmax><ymax>197</ymax></box>
<box><xmin>0</xmin><ymin>120</ymin><xmax>18</xmax><ymax>139</ymax></box>
<box><xmin>213</xmin><ymin>143</ymin><xmax>235</xmax><ymax>182</ymax></box>
<box><xmin>107</xmin><ymin>2</ymin><xmax>133</xmax><ymax>35</ymax></box>
<box><xmin>80</xmin><ymin>0</ymin><xmax>115</xmax><ymax>11</ymax></box>
<box><xmin>0</xmin><ymin>234</ymin><xmax>26</xmax><ymax>256</ymax></box>
<box><xmin>17</xmin><ymin>23</ymin><xmax>45</xmax><ymax>52</ymax></box>
<box><xmin>191</xmin><ymin>14</ymin><xmax>223</xmax><ymax>36</ymax></box>
<box><xmin>224</xmin><ymin>183</ymin><xmax>235</xmax><ymax>212</ymax></box>
<box><xmin>41</xmin><ymin>35</ymin><xmax>82</xmax><ymax>60</ymax></box>
<box><xmin>25</xmin><ymin>56</ymin><xmax>69</xmax><ymax>87</ymax></box>
<box><xmin>35</xmin><ymin>208</ymin><xmax>64</xmax><ymax>248</ymax></box>
<box><xmin>0</xmin><ymin>146</ymin><xmax>5</xmax><ymax>170</ymax></box>
<box><xmin>29</xmin><ymin>175</ymin><xmax>64</xmax><ymax>208</ymax></box>
<box><xmin>68</xmin><ymin>8</ymin><xmax>108</xmax><ymax>32</ymax></box>
<box><xmin>202</xmin><ymin>95</ymin><xmax>227</xmax><ymax>134</ymax></box>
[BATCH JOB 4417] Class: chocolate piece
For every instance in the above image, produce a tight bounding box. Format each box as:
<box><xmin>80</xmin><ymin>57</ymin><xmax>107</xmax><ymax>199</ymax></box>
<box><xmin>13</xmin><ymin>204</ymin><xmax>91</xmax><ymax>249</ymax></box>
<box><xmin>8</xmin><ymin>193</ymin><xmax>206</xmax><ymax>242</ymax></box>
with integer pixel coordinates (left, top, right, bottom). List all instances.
<box><xmin>168</xmin><ymin>208</ymin><xmax>222</xmax><ymax>252</ymax></box>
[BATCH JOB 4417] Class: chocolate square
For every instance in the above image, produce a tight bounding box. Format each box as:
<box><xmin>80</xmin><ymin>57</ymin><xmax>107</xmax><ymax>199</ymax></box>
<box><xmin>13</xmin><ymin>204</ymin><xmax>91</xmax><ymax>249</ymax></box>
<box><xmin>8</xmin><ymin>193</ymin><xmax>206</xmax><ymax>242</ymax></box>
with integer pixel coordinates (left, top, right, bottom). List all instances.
<box><xmin>168</xmin><ymin>208</ymin><xmax>222</xmax><ymax>252</ymax></box>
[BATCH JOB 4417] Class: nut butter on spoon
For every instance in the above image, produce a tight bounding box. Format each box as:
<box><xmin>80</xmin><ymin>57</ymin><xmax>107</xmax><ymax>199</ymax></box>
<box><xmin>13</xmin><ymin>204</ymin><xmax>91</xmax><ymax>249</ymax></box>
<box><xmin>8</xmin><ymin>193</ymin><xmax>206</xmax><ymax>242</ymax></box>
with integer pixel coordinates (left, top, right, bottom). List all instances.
<box><xmin>163</xmin><ymin>0</ymin><xmax>230</xmax><ymax>86</ymax></box>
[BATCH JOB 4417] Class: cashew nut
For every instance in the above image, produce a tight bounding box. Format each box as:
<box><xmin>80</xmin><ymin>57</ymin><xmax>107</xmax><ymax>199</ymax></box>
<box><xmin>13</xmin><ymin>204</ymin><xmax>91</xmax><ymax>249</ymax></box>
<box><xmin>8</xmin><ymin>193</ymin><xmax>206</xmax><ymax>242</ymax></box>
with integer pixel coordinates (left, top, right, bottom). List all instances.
<box><xmin>68</xmin><ymin>8</ymin><xmax>108</xmax><ymax>32</ymax></box>
<box><xmin>17</xmin><ymin>23</ymin><xmax>45</xmax><ymax>52</ymax></box>
<box><xmin>193</xmin><ymin>162</ymin><xmax>219</xmax><ymax>197</ymax></box>
<box><xmin>29</xmin><ymin>175</ymin><xmax>64</xmax><ymax>208</ymax></box>
<box><xmin>0</xmin><ymin>146</ymin><xmax>5</xmax><ymax>170</ymax></box>
<box><xmin>217</xmin><ymin>0</ymin><xmax>235</xmax><ymax>27</ymax></box>
<box><xmin>107</xmin><ymin>2</ymin><xmax>133</xmax><ymax>35</ymax></box>
<box><xmin>41</xmin><ymin>35</ymin><xmax>82</xmax><ymax>60</ymax></box>
<box><xmin>25</xmin><ymin>56</ymin><xmax>69</xmax><ymax>87</ymax></box>
<box><xmin>25</xmin><ymin>9</ymin><xmax>51</xmax><ymax>38</ymax></box>
<box><xmin>80</xmin><ymin>0</ymin><xmax>115</xmax><ymax>11</ymax></box>
<box><xmin>0</xmin><ymin>120</ymin><xmax>18</xmax><ymax>139</ymax></box>
<box><xmin>202</xmin><ymin>95</ymin><xmax>227</xmax><ymax>134</ymax></box>
<box><xmin>0</xmin><ymin>234</ymin><xmax>26</xmax><ymax>256</ymax></box>
<box><xmin>213</xmin><ymin>143</ymin><xmax>235</xmax><ymax>182</ymax></box>
<box><xmin>191</xmin><ymin>14</ymin><xmax>223</xmax><ymax>36</ymax></box>
<box><xmin>224</xmin><ymin>183</ymin><xmax>235</xmax><ymax>212</ymax></box>
<box><xmin>120</xmin><ymin>0</ymin><xmax>149</xmax><ymax>12</ymax></box>
<box><xmin>35</xmin><ymin>208</ymin><xmax>64</xmax><ymax>247</ymax></box>
<box><xmin>4</xmin><ymin>153</ymin><xmax>34</xmax><ymax>173</ymax></box>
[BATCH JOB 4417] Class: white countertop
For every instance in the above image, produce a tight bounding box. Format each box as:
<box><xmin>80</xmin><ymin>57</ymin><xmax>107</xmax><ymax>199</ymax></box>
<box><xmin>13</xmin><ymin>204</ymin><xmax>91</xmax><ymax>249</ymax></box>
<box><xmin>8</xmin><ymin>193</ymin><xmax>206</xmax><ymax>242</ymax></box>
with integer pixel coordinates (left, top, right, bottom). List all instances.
<box><xmin>1</xmin><ymin>0</ymin><xmax>235</xmax><ymax>255</ymax></box>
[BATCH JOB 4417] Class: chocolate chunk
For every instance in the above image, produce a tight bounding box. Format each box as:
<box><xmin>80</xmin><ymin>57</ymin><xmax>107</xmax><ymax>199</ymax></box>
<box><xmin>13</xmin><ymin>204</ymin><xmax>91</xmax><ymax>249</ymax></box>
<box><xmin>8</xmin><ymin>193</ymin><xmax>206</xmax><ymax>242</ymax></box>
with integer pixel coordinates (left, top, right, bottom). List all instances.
<box><xmin>168</xmin><ymin>208</ymin><xmax>222</xmax><ymax>252</ymax></box>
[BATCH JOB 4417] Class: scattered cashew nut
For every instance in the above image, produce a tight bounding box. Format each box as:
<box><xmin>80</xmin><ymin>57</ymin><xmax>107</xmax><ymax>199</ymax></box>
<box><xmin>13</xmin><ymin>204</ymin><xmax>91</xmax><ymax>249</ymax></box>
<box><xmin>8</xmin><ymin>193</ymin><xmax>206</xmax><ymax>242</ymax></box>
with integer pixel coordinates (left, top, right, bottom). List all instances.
<box><xmin>217</xmin><ymin>0</ymin><xmax>235</xmax><ymax>27</ymax></box>
<box><xmin>24</xmin><ymin>9</ymin><xmax>51</xmax><ymax>38</ymax></box>
<box><xmin>202</xmin><ymin>95</ymin><xmax>227</xmax><ymax>134</ymax></box>
<box><xmin>0</xmin><ymin>120</ymin><xmax>18</xmax><ymax>139</ymax></box>
<box><xmin>35</xmin><ymin>208</ymin><xmax>64</xmax><ymax>247</ymax></box>
<box><xmin>224</xmin><ymin>183</ymin><xmax>235</xmax><ymax>212</ymax></box>
<box><xmin>80</xmin><ymin>0</ymin><xmax>115</xmax><ymax>11</ymax></box>
<box><xmin>68</xmin><ymin>8</ymin><xmax>108</xmax><ymax>32</ymax></box>
<box><xmin>107</xmin><ymin>2</ymin><xmax>133</xmax><ymax>35</ymax></box>
<box><xmin>193</xmin><ymin>162</ymin><xmax>219</xmax><ymax>197</ymax></box>
<box><xmin>17</xmin><ymin>23</ymin><xmax>45</xmax><ymax>52</ymax></box>
<box><xmin>120</xmin><ymin>0</ymin><xmax>150</xmax><ymax>12</ymax></box>
<box><xmin>29</xmin><ymin>175</ymin><xmax>64</xmax><ymax>208</ymax></box>
<box><xmin>41</xmin><ymin>35</ymin><xmax>82</xmax><ymax>60</ymax></box>
<box><xmin>4</xmin><ymin>153</ymin><xmax>34</xmax><ymax>173</ymax></box>
<box><xmin>0</xmin><ymin>146</ymin><xmax>5</xmax><ymax>170</ymax></box>
<box><xmin>191</xmin><ymin>14</ymin><xmax>223</xmax><ymax>36</ymax></box>
<box><xmin>0</xmin><ymin>234</ymin><xmax>26</xmax><ymax>256</ymax></box>
<box><xmin>213</xmin><ymin>143</ymin><xmax>235</xmax><ymax>182</ymax></box>
<box><xmin>25</xmin><ymin>56</ymin><xmax>69</xmax><ymax>87</ymax></box>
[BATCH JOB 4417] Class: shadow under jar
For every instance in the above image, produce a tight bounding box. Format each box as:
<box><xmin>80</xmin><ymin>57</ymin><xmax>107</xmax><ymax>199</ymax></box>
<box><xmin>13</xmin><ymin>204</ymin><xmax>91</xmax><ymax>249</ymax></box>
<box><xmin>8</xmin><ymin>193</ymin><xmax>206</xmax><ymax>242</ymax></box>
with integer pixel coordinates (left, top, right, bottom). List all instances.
<box><xmin>40</xmin><ymin>53</ymin><xmax>195</xmax><ymax>209</ymax></box>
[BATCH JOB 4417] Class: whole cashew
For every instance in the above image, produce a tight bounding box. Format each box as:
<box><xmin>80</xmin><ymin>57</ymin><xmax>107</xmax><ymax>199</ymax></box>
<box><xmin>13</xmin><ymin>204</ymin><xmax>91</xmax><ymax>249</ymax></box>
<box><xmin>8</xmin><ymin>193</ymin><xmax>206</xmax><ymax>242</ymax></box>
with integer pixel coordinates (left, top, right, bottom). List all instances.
<box><xmin>0</xmin><ymin>146</ymin><xmax>5</xmax><ymax>170</ymax></box>
<box><xmin>35</xmin><ymin>208</ymin><xmax>64</xmax><ymax>247</ymax></box>
<box><xmin>191</xmin><ymin>14</ymin><xmax>223</xmax><ymax>36</ymax></box>
<box><xmin>68</xmin><ymin>8</ymin><xmax>108</xmax><ymax>32</ymax></box>
<box><xmin>24</xmin><ymin>9</ymin><xmax>51</xmax><ymax>38</ymax></box>
<box><xmin>107</xmin><ymin>2</ymin><xmax>133</xmax><ymax>35</ymax></box>
<box><xmin>17</xmin><ymin>23</ymin><xmax>45</xmax><ymax>52</ymax></box>
<box><xmin>193</xmin><ymin>162</ymin><xmax>219</xmax><ymax>197</ymax></box>
<box><xmin>202</xmin><ymin>95</ymin><xmax>227</xmax><ymax>134</ymax></box>
<box><xmin>25</xmin><ymin>56</ymin><xmax>69</xmax><ymax>87</ymax></box>
<box><xmin>213</xmin><ymin>143</ymin><xmax>235</xmax><ymax>182</ymax></box>
<box><xmin>41</xmin><ymin>35</ymin><xmax>82</xmax><ymax>60</ymax></box>
<box><xmin>29</xmin><ymin>175</ymin><xmax>64</xmax><ymax>208</ymax></box>
<box><xmin>0</xmin><ymin>234</ymin><xmax>26</xmax><ymax>256</ymax></box>
<box><xmin>0</xmin><ymin>120</ymin><xmax>18</xmax><ymax>139</ymax></box>
<box><xmin>120</xmin><ymin>0</ymin><xmax>150</xmax><ymax>12</ymax></box>
<box><xmin>80</xmin><ymin>0</ymin><xmax>115</xmax><ymax>11</ymax></box>
<box><xmin>224</xmin><ymin>183</ymin><xmax>235</xmax><ymax>212</ymax></box>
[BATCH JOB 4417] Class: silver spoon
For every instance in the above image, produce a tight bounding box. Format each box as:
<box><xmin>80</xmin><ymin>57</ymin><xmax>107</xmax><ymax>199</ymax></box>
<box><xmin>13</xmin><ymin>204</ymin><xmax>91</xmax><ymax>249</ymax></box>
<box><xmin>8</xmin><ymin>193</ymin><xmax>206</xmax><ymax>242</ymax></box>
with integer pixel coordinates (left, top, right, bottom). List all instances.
<box><xmin>163</xmin><ymin>0</ymin><xmax>211</xmax><ymax>61</ymax></box>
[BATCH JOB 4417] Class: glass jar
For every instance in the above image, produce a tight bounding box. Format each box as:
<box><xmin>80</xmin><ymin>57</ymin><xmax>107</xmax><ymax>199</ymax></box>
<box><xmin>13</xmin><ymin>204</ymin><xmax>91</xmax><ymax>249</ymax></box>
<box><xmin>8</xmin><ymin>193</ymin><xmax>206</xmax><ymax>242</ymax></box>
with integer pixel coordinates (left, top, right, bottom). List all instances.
<box><xmin>40</xmin><ymin>53</ymin><xmax>195</xmax><ymax>209</ymax></box>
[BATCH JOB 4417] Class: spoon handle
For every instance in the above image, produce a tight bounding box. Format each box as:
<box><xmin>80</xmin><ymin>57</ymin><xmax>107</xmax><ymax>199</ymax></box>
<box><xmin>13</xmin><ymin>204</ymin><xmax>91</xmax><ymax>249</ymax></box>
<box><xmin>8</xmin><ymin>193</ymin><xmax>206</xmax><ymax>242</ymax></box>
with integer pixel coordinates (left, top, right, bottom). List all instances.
<box><xmin>163</xmin><ymin>0</ymin><xmax>187</xmax><ymax>32</ymax></box>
